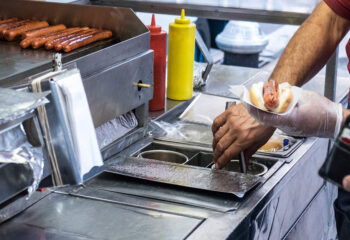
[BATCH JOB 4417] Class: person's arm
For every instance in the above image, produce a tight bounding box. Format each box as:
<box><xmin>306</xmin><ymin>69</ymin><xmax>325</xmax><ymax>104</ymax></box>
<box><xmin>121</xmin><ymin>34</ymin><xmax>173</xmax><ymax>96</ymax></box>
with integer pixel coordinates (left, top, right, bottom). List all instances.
<box><xmin>254</xmin><ymin>1</ymin><xmax>350</xmax><ymax>132</ymax></box>
<box><xmin>271</xmin><ymin>1</ymin><xmax>350</xmax><ymax>86</ymax></box>
<box><xmin>342</xmin><ymin>109</ymin><xmax>350</xmax><ymax>127</ymax></box>
<box><xmin>343</xmin><ymin>175</ymin><xmax>350</xmax><ymax>191</ymax></box>
<box><xmin>212</xmin><ymin>1</ymin><xmax>350</xmax><ymax>169</ymax></box>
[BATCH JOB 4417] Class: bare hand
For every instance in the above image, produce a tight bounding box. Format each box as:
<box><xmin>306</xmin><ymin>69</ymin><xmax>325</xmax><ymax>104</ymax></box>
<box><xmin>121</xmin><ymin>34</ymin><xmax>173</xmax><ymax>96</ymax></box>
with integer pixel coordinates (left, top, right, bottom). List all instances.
<box><xmin>343</xmin><ymin>175</ymin><xmax>350</xmax><ymax>192</ymax></box>
<box><xmin>212</xmin><ymin>104</ymin><xmax>275</xmax><ymax>169</ymax></box>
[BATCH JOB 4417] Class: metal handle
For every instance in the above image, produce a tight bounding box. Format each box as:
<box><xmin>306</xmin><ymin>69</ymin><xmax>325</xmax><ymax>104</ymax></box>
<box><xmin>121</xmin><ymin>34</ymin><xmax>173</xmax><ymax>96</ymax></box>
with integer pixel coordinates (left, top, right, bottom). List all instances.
<box><xmin>239</xmin><ymin>152</ymin><xmax>247</xmax><ymax>174</ymax></box>
<box><xmin>195</xmin><ymin>29</ymin><xmax>213</xmax><ymax>83</ymax></box>
<box><xmin>134</xmin><ymin>83</ymin><xmax>151</xmax><ymax>88</ymax></box>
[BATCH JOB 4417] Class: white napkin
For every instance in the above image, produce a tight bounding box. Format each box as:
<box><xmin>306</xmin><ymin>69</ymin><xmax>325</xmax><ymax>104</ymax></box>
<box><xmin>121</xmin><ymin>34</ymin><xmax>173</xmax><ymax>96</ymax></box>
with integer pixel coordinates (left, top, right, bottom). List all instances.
<box><xmin>56</xmin><ymin>69</ymin><xmax>103</xmax><ymax>181</ymax></box>
<box><xmin>229</xmin><ymin>84</ymin><xmax>302</xmax><ymax>115</ymax></box>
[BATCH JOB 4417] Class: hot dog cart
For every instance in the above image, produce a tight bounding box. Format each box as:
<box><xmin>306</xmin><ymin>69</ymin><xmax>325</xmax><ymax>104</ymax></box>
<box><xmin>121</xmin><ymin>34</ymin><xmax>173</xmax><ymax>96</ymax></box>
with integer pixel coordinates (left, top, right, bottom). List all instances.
<box><xmin>0</xmin><ymin>1</ymin><xmax>349</xmax><ymax>239</ymax></box>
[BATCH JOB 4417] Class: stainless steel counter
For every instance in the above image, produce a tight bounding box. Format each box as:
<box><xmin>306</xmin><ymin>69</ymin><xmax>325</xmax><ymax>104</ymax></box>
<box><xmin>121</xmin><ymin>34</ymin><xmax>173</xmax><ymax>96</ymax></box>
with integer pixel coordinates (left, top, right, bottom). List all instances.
<box><xmin>0</xmin><ymin>64</ymin><xmax>341</xmax><ymax>240</ymax></box>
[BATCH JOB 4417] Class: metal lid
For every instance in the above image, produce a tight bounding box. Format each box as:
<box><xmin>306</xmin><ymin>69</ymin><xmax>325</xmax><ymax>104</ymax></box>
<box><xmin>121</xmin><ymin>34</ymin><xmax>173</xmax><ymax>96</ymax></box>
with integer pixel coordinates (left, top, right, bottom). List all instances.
<box><xmin>215</xmin><ymin>21</ymin><xmax>268</xmax><ymax>54</ymax></box>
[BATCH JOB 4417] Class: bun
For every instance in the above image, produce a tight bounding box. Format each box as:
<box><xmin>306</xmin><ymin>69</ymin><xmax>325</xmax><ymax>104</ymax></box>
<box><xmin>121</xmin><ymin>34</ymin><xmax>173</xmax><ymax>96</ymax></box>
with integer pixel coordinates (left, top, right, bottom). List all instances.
<box><xmin>274</xmin><ymin>83</ymin><xmax>293</xmax><ymax>113</ymax></box>
<box><xmin>250</xmin><ymin>82</ymin><xmax>266</xmax><ymax>110</ymax></box>
<box><xmin>249</xmin><ymin>81</ymin><xmax>293</xmax><ymax>113</ymax></box>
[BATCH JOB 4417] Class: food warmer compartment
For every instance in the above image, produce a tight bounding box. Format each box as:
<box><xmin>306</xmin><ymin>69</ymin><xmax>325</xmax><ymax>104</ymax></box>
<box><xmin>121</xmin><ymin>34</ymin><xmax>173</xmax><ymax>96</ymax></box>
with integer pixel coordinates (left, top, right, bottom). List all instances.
<box><xmin>0</xmin><ymin>0</ymin><xmax>154</xmax><ymax>161</ymax></box>
<box><xmin>0</xmin><ymin>0</ymin><xmax>154</xmax><ymax>219</ymax></box>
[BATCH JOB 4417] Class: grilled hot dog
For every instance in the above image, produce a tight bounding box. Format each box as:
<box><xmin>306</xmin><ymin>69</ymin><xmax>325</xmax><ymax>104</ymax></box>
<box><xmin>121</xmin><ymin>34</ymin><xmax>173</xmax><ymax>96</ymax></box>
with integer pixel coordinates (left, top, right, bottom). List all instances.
<box><xmin>263</xmin><ymin>79</ymin><xmax>279</xmax><ymax>111</ymax></box>
<box><xmin>0</xmin><ymin>20</ymin><xmax>32</xmax><ymax>38</ymax></box>
<box><xmin>54</xmin><ymin>29</ymin><xmax>99</xmax><ymax>51</ymax></box>
<box><xmin>20</xmin><ymin>29</ymin><xmax>67</xmax><ymax>48</ymax></box>
<box><xmin>63</xmin><ymin>30</ymin><xmax>112</xmax><ymax>52</ymax></box>
<box><xmin>44</xmin><ymin>28</ymin><xmax>91</xmax><ymax>50</ymax></box>
<box><xmin>0</xmin><ymin>18</ymin><xmax>18</xmax><ymax>25</ymax></box>
<box><xmin>4</xmin><ymin>21</ymin><xmax>49</xmax><ymax>41</ymax></box>
<box><xmin>21</xmin><ymin>24</ymin><xmax>66</xmax><ymax>39</ymax></box>
<box><xmin>31</xmin><ymin>27</ymin><xmax>87</xmax><ymax>49</ymax></box>
<box><xmin>250</xmin><ymin>80</ymin><xmax>293</xmax><ymax>113</ymax></box>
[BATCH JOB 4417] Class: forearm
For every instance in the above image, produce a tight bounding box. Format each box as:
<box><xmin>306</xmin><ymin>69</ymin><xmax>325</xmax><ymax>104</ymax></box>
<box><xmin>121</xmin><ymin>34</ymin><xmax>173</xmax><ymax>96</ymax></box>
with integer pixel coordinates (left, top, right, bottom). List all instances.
<box><xmin>271</xmin><ymin>1</ymin><xmax>350</xmax><ymax>86</ymax></box>
<box><xmin>342</xmin><ymin>108</ymin><xmax>350</xmax><ymax>128</ymax></box>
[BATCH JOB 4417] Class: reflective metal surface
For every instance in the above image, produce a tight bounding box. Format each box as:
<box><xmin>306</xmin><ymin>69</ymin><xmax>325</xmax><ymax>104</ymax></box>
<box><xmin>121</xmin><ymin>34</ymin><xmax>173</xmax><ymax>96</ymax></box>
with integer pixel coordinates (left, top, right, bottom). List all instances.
<box><xmin>187</xmin><ymin>138</ymin><xmax>334</xmax><ymax>240</ymax></box>
<box><xmin>0</xmin><ymin>88</ymin><xmax>47</xmax><ymax>125</ymax></box>
<box><xmin>0</xmin><ymin>61</ymin><xmax>339</xmax><ymax>239</ymax></box>
<box><xmin>138</xmin><ymin>150</ymin><xmax>189</xmax><ymax>164</ymax></box>
<box><xmin>0</xmin><ymin>0</ymin><xmax>147</xmax><ymax>88</ymax></box>
<box><xmin>222</xmin><ymin>160</ymin><xmax>267</xmax><ymax>176</ymax></box>
<box><xmin>325</xmin><ymin>47</ymin><xmax>338</xmax><ymax>101</ymax></box>
<box><xmin>85</xmin><ymin>172</ymin><xmax>241</xmax><ymax>212</ymax></box>
<box><xmin>107</xmin><ymin>156</ymin><xmax>261</xmax><ymax>198</ymax></box>
<box><xmin>0</xmin><ymin>192</ymin><xmax>202</xmax><ymax>240</ymax></box>
<box><xmin>195</xmin><ymin>30</ymin><xmax>213</xmax><ymax>83</ymax></box>
<box><xmin>0</xmin><ymin>163</ymin><xmax>33</xmax><ymax>205</ymax></box>
<box><xmin>0</xmin><ymin>0</ymin><xmax>154</xmax><ymax>161</ymax></box>
<box><xmin>91</xmin><ymin>0</ymin><xmax>314</xmax><ymax>25</ymax></box>
<box><xmin>0</xmin><ymin>191</ymin><xmax>49</xmax><ymax>224</ymax></box>
<box><xmin>56</xmin><ymin>185</ymin><xmax>211</xmax><ymax>219</ymax></box>
<box><xmin>201</xmin><ymin>64</ymin><xmax>259</xmax><ymax>97</ymax></box>
<box><xmin>284</xmin><ymin>182</ymin><xmax>337</xmax><ymax>239</ymax></box>
<box><xmin>83</xmin><ymin>50</ymin><xmax>153</xmax><ymax>127</ymax></box>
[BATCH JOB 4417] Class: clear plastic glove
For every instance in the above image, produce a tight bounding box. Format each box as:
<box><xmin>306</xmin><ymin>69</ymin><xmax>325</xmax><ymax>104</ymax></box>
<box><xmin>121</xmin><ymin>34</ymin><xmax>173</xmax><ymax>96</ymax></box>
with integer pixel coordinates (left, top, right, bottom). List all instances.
<box><xmin>245</xmin><ymin>89</ymin><xmax>343</xmax><ymax>139</ymax></box>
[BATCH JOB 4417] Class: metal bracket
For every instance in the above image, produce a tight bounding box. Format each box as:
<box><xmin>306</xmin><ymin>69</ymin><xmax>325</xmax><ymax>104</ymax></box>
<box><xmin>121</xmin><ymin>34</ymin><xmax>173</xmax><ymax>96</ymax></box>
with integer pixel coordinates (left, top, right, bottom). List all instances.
<box><xmin>195</xmin><ymin>29</ymin><xmax>213</xmax><ymax>84</ymax></box>
<box><xmin>324</xmin><ymin>47</ymin><xmax>339</xmax><ymax>154</ymax></box>
<box><xmin>53</xmin><ymin>53</ymin><xmax>62</xmax><ymax>72</ymax></box>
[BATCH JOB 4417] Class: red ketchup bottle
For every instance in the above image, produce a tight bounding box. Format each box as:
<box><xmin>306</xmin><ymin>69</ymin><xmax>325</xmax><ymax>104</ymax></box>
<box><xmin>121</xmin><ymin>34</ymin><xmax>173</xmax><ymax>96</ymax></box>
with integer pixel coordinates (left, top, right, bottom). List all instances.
<box><xmin>148</xmin><ymin>14</ymin><xmax>167</xmax><ymax>111</ymax></box>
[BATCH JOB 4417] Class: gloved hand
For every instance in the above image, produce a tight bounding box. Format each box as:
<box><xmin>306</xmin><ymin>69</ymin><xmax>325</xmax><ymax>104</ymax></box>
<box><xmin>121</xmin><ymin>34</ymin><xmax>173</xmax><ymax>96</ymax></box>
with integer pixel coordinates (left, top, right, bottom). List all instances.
<box><xmin>244</xmin><ymin>89</ymin><xmax>343</xmax><ymax>139</ymax></box>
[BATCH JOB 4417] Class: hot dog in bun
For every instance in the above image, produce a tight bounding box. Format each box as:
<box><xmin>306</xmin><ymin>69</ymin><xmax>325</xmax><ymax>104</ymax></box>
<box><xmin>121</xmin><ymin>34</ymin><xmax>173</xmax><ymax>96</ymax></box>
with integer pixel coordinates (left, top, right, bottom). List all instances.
<box><xmin>250</xmin><ymin>79</ymin><xmax>293</xmax><ymax>113</ymax></box>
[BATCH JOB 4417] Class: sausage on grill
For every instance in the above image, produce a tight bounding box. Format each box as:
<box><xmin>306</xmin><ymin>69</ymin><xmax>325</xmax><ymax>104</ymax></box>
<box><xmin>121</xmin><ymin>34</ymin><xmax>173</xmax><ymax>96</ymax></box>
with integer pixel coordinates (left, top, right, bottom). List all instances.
<box><xmin>44</xmin><ymin>29</ymin><xmax>91</xmax><ymax>50</ymax></box>
<box><xmin>0</xmin><ymin>18</ymin><xmax>18</xmax><ymax>25</ymax></box>
<box><xmin>0</xmin><ymin>20</ymin><xmax>32</xmax><ymax>38</ymax></box>
<box><xmin>63</xmin><ymin>30</ymin><xmax>112</xmax><ymax>52</ymax></box>
<box><xmin>20</xmin><ymin>29</ymin><xmax>67</xmax><ymax>48</ymax></box>
<box><xmin>31</xmin><ymin>27</ymin><xmax>87</xmax><ymax>49</ymax></box>
<box><xmin>21</xmin><ymin>24</ymin><xmax>66</xmax><ymax>39</ymax></box>
<box><xmin>5</xmin><ymin>21</ymin><xmax>49</xmax><ymax>41</ymax></box>
<box><xmin>54</xmin><ymin>29</ymin><xmax>99</xmax><ymax>51</ymax></box>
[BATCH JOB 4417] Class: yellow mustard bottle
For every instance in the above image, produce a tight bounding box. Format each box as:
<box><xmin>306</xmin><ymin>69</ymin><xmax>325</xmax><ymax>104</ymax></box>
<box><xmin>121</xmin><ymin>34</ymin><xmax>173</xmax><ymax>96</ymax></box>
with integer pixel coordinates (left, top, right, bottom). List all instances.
<box><xmin>167</xmin><ymin>9</ymin><xmax>196</xmax><ymax>100</ymax></box>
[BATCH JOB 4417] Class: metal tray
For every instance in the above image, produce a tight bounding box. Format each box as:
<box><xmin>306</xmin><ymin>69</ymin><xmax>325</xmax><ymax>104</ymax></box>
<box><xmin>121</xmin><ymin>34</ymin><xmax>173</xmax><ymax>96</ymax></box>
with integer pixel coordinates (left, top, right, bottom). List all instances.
<box><xmin>134</xmin><ymin>140</ymin><xmax>281</xmax><ymax>176</ymax></box>
<box><xmin>257</xmin><ymin>136</ymin><xmax>305</xmax><ymax>158</ymax></box>
<box><xmin>107</xmin><ymin>156</ymin><xmax>261</xmax><ymax>198</ymax></box>
<box><xmin>85</xmin><ymin>171</ymin><xmax>241</xmax><ymax>212</ymax></box>
<box><xmin>106</xmin><ymin>140</ymin><xmax>284</xmax><ymax>198</ymax></box>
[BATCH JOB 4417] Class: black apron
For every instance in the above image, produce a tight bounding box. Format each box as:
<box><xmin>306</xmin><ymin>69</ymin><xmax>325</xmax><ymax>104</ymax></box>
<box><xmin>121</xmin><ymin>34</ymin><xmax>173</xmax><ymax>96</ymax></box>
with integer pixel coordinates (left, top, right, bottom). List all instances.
<box><xmin>334</xmin><ymin>188</ymin><xmax>350</xmax><ymax>240</ymax></box>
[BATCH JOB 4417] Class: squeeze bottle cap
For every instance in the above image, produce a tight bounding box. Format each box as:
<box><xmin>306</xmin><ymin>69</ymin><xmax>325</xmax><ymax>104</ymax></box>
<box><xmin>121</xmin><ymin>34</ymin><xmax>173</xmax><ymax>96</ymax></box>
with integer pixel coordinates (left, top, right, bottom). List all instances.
<box><xmin>147</xmin><ymin>14</ymin><xmax>161</xmax><ymax>33</ymax></box>
<box><xmin>175</xmin><ymin>9</ymin><xmax>191</xmax><ymax>25</ymax></box>
<box><xmin>283</xmin><ymin>138</ymin><xmax>289</xmax><ymax>147</ymax></box>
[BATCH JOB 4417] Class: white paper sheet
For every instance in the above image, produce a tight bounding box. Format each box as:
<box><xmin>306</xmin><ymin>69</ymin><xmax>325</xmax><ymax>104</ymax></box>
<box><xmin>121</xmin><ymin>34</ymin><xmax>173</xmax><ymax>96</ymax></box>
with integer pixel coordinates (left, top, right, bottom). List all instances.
<box><xmin>57</xmin><ymin>69</ymin><xmax>103</xmax><ymax>181</ymax></box>
<box><xmin>179</xmin><ymin>93</ymin><xmax>238</xmax><ymax>125</ymax></box>
<box><xmin>229</xmin><ymin>84</ymin><xmax>302</xmax><ymax>115</ymax></box>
